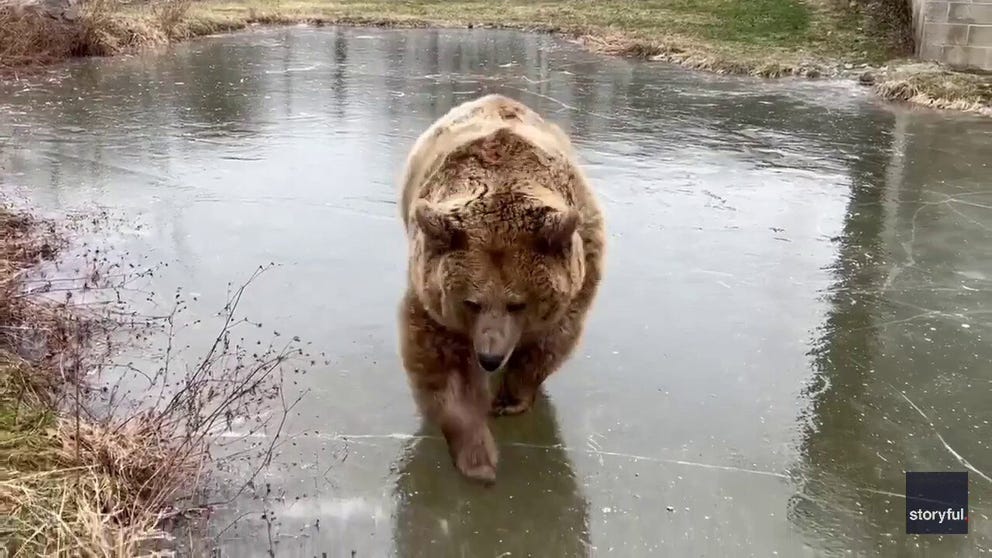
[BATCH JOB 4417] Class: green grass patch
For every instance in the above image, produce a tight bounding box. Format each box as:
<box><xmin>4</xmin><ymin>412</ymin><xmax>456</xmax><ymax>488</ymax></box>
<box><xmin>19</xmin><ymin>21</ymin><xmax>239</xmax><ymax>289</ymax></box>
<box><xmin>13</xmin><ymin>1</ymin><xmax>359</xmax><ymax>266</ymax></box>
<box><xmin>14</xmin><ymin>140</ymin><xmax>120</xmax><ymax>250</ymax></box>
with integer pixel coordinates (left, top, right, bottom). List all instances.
<box><xmin>663</xmin><ymin>0</ymin><xmax>811</xmax><ymax>45</ymax></box>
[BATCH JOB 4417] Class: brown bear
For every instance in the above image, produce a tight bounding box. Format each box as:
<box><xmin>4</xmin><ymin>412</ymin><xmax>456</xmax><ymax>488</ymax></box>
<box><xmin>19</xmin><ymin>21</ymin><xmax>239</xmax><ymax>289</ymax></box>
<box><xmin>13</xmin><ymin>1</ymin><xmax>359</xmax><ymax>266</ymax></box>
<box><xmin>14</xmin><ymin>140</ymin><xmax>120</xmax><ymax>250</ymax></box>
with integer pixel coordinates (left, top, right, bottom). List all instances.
<box><xmin>397</xmin><ymin>94</ymin><xmax>605</xmax><ymax>482</ymax></box>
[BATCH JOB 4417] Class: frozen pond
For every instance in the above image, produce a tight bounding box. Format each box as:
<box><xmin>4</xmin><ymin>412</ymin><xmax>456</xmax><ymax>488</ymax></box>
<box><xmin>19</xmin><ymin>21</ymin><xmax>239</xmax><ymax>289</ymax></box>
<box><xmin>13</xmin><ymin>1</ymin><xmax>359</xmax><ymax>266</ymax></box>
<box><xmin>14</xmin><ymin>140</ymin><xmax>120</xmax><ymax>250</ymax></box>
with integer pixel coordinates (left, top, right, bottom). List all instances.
<box><xmin>2</xmin><ymin>26</ymin><xmax>991</xmax><ymax>557</ymax></box>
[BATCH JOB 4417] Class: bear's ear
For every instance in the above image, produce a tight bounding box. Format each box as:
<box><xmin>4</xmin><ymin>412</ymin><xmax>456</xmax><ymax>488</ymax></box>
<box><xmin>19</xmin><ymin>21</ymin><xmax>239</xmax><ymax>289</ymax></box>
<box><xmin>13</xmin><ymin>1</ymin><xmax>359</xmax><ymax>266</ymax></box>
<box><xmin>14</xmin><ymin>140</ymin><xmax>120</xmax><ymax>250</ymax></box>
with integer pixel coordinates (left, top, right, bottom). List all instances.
<box><xmin>413</xmin><ymin>200</ymin><xmax>466</xmax><ymax>252</ymax></box>
<box><xmin>535</xmin><ymin>208</ymin><xmax>579</xmax><ymax>254</ymax></box>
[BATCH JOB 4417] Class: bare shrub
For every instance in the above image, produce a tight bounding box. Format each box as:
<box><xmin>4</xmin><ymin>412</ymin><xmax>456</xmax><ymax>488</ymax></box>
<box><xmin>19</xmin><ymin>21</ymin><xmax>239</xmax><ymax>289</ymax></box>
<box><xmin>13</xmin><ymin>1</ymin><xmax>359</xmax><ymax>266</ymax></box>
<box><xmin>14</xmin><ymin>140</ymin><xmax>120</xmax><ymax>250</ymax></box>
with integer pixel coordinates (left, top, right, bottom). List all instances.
<box><xmin>78</xmin><ymin>0</ymin><xmax>167</xmax><ymax>57</ymax></box>
<box><xmin>0</xmin><ymin>0</ymin><xmax>187</xmax><ymax>68</ymax></box>
<box><xmin>0</xmin><ymin>205</ymin><xmax>311</xmax><ymax>556</ymax></box>
<box><xmin>151</xmin><ymin>0</ymin><xmax>192</xmax><ymax>41</ymax></box>
<box><xmin>0</xmin><ymin>4</ymin><xmax>81</xmax><ymax>68</ymax></box>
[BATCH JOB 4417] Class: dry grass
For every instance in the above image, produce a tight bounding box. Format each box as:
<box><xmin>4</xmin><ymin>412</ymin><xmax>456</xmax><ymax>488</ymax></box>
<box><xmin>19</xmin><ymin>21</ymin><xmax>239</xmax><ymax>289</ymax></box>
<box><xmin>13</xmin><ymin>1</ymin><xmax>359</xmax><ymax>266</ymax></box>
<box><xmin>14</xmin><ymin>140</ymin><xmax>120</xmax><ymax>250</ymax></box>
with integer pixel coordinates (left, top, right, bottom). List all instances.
<box><xmin>575</xmin><ymin>33</ymin><xmax>827</xmax><ymax>78</ymax></box>
<box><xmin>76</xmin><ymin>1</ymin><xmax>166</xmax><ymax>58</ymax></box>
<box><xmin>0</xmin><ymin>0</ymin><xmax>204</xmax><ymax>69</ymax></box>
<box><xmin>873</xmin><ymin>63</ymin><xmax>992</xmax><ymax>117</ymax></box>
<box><xmin>153</xmin><ymin>0</ymin><xmax>194</xmax><ymax>40</ymax></box>
<box><xmin>0</xmin><ymin>6</ymin><xmax>81</xmax><ymax>67</ymax></box>
<box><xmin>0</xmin><ymin>203</ymin><xmax>306</xmax><ymax>556</ymax></box>
<box><xmin>0</xmin><ymin>413</ymin><xmax>182</xmax><ymax>556</ymax></box>
<box><xmin>1</xmin><ymin>467</ymin><xmax>166</xmax><ymax>556</ymax></box>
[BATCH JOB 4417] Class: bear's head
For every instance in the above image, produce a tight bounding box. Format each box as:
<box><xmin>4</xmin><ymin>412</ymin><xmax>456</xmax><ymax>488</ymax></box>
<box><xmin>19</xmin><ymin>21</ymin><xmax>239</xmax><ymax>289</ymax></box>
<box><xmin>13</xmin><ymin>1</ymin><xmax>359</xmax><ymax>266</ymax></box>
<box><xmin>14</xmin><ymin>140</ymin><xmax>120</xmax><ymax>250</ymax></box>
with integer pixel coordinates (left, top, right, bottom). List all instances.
<box><xmin>409</xmin><ymin>191</ymin><xmax>586</xmax><ymax>372</ymax></box>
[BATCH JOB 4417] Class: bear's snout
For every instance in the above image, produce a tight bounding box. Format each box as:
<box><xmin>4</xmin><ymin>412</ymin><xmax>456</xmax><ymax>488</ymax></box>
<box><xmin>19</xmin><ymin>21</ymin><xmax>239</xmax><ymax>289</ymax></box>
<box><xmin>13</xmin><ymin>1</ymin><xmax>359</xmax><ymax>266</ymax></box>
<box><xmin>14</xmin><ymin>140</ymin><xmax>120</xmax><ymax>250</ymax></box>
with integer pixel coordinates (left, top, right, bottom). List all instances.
<box><xmin>477</xmin><ymin>353</ymin><xmax>505</xmax><ymax>372</ymax></box>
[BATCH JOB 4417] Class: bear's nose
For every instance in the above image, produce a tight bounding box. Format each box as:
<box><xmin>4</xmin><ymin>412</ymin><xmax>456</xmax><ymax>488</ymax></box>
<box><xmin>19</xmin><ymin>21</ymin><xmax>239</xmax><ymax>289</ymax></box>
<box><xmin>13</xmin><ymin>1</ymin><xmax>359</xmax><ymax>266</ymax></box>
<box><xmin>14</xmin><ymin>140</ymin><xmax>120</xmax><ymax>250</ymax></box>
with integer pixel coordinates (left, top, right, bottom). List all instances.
<box><xmin>477</xmin><ymin>353</ymin><xmax>504</xmax><ymax>372</ymax></box>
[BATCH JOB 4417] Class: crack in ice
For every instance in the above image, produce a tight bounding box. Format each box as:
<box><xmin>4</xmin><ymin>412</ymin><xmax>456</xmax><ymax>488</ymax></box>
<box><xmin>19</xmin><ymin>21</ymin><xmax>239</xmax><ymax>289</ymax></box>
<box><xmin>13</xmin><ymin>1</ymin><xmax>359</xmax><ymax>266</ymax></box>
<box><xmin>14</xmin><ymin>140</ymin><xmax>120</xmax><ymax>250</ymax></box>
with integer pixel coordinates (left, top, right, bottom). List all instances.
<box><xmin>890</xmin><ymin>385</ymin><xmax>992</xmax><ymax>484</ymax></box>
<box><xmin>328</xmin><ymin>433</ymin><xmax>789</xmax><ymax>479</ymax></box>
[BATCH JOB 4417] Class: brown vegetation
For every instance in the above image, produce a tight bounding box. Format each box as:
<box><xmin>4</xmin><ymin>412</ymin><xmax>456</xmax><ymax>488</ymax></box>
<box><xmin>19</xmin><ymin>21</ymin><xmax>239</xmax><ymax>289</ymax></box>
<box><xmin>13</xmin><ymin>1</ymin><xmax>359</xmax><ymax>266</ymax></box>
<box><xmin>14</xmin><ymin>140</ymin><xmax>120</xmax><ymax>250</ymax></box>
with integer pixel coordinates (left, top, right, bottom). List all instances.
<box><xmin>873</xmin><ymin>63</ymin><xmax>992</xmax><ymax>117</ymax></box>
<box><xmin>0</xmin><ymin>0</ymin><xmax>201</xmax><ymax>69</ymax></box>
<box><xmin>848</xmin><ymin>0</ymin><xmax>915</xmax><ymax>58</ymax></box>
<box><xmin>0</xmin><ymin>203</ymin><xmax>305</xmax><ymax>556</ymax></box>
<box><xmin>0</xmin><ymin>6</ymin><xmax>81</xmax><ymax>67</ymax></box>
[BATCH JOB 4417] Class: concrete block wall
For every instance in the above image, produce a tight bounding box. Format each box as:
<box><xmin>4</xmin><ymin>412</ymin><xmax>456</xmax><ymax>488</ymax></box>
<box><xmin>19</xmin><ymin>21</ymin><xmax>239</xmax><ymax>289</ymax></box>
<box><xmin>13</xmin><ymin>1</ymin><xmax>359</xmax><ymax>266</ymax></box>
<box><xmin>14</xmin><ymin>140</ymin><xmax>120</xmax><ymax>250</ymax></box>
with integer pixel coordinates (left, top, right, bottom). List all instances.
<box><xmin>912</xmin><ymin>0</ymin><xmax>992</xmax><ymax>70</ymax></box>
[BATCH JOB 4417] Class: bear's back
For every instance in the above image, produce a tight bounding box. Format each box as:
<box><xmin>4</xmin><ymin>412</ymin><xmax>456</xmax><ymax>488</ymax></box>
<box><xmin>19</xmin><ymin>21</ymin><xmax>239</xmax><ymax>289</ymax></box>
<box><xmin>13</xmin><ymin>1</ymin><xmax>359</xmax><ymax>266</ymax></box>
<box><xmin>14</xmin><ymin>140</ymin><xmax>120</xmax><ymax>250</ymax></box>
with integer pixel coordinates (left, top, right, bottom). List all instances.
<box><xmin>400</xmin><ymin>95</ymin><xmax>581</xmax><ymax>228</ymax></box>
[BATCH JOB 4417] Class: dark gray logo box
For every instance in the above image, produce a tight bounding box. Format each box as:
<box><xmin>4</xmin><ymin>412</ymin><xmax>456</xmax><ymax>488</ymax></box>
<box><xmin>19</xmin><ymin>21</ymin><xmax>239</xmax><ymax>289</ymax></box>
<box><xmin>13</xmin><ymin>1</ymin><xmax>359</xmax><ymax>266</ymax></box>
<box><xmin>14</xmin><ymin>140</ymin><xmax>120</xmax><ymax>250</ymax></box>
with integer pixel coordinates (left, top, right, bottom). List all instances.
<box><xmin>906</xmin><ymin>472</ymin><xmax>968</xmax><ymax>535</ymax></box>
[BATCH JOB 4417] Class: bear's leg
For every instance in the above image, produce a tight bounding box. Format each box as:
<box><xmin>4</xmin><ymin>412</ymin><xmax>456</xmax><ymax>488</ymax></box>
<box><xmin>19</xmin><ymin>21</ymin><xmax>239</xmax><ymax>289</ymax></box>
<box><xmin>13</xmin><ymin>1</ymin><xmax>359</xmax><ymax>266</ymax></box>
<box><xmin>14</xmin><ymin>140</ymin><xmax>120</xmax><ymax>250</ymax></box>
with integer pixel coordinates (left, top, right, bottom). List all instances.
<box><xmin>491</xmin><ymin>345</ymin><xmax>554</xmax><ymax>416</ymax></box>
<box><xmin>400</xmin><ymin>293</ymin><xmax>498</xmax><ymax>482</ymax></box>
<box><xmin>492</xmin><ymin>324</ymin><xmax>581</xmax><ymax>416</ymax></box>
<box><xmin>409</xmin><ymin>370</ymin><xmax>498</xmax><ymax>482</ymax></box>
<box><xmin>406</xmin><ymin>364</ymin><xmax>499</xmax><ymax>483</ymax></box>
<box><xmin>436</xmin><ymin>377</ymin><xmax>498</xmax><ymax>483</ymax></box>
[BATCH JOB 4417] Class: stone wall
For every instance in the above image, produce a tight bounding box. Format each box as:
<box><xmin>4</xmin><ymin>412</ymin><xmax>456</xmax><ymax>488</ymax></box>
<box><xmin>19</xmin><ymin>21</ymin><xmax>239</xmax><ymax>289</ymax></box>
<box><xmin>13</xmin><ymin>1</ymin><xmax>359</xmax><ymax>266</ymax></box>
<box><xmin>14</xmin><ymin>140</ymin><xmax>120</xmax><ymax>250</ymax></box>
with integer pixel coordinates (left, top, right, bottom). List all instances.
<box><xmin>912</xmin><ymin>0</ymin><xmax>992</xmax><ymax>69</ymax></box>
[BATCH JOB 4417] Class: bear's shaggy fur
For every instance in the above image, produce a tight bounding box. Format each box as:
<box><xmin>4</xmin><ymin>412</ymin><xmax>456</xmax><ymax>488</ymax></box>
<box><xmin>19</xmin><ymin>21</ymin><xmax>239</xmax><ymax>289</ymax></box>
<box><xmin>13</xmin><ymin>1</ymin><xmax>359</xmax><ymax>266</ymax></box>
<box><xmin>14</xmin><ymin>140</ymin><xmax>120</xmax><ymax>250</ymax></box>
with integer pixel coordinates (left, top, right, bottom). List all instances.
<box><xmin>398</xmin><ymin>94</ymin><xmax>605</xmax><ymax>482</ymax></box>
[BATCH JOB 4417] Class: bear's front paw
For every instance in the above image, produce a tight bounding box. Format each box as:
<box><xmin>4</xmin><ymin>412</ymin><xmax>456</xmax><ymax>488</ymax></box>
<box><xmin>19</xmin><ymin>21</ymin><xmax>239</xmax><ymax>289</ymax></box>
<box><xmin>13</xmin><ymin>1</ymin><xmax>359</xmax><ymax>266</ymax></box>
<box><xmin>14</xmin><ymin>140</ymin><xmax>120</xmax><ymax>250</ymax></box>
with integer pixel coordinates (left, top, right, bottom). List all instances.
<box><xmin>491</xmin><ymin>391</ymin><xmax>535</xmax><ymax>416</ymax></box>
<box><xmin>453</xmin><ymin>424</ymin><xmax>498</xmax><ymax>484</ymax></box>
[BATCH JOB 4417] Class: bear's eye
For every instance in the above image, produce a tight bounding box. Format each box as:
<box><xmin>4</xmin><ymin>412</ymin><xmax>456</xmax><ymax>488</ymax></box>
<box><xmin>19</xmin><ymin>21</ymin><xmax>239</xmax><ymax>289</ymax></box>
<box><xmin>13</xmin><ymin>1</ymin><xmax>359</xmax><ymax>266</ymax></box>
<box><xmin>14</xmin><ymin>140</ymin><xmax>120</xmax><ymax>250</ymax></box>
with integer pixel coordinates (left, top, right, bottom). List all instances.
<box><xmin>463</xmin><ymin>300</ymin><xmax>481</xmax><ymax>313</ymax></box>
<box><xmin>507</xmin><ymin>302</ymin><xmax>526</xmax><ymax>313</ymax></box>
